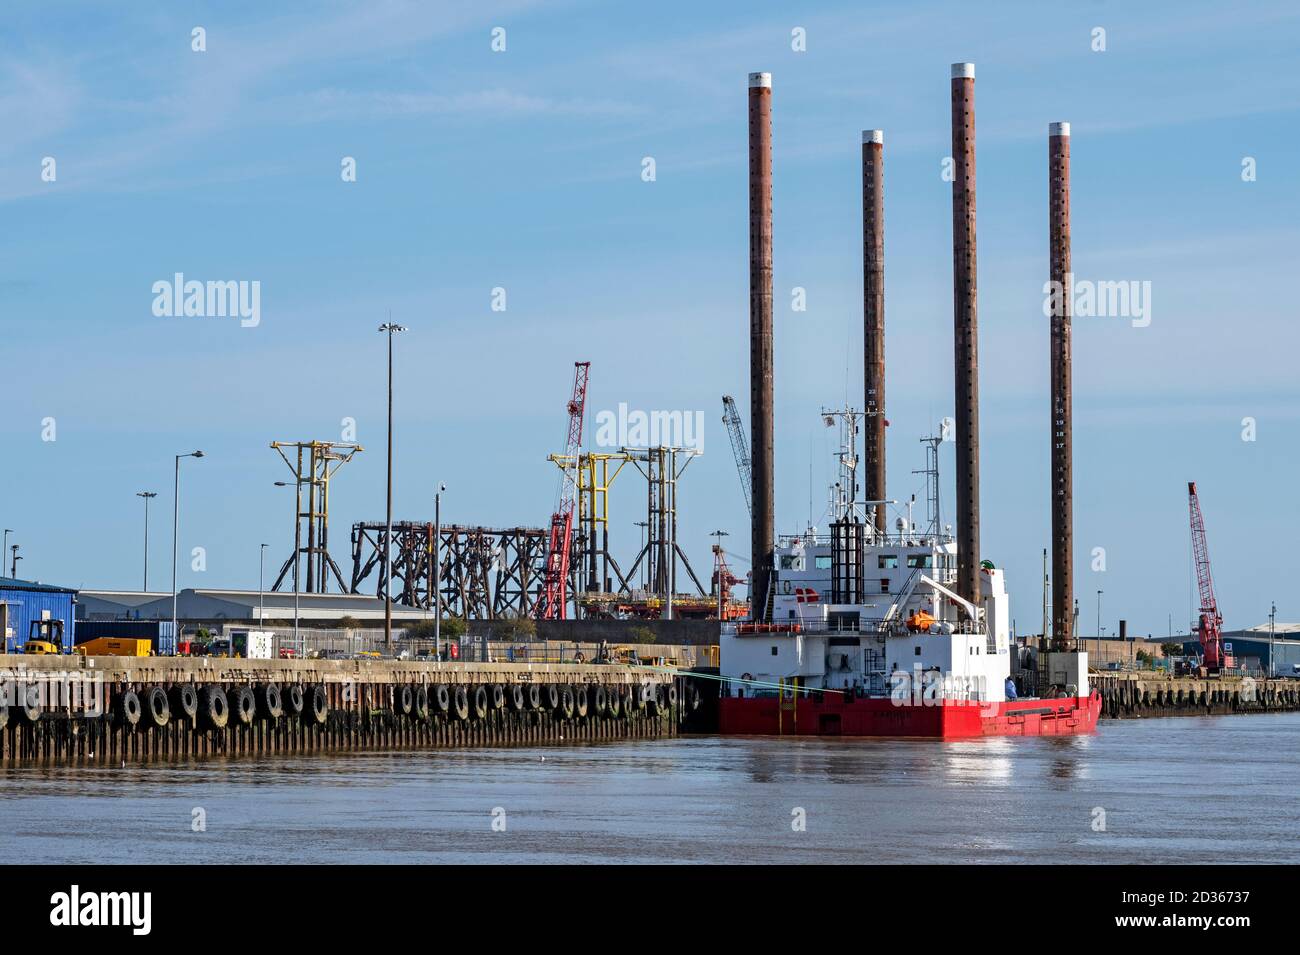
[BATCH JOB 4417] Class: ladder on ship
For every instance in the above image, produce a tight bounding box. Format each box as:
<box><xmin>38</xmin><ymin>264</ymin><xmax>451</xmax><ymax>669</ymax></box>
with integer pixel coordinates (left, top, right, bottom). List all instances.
<box><xmin>777</xmin><ymin>677</ymin><xmax>799</xmax><ymax>735</ymax></box>
<box><xmin>1034</xmin><ymin>642</ymin><xmax>1051</xmax><ymax>698</ymax></box>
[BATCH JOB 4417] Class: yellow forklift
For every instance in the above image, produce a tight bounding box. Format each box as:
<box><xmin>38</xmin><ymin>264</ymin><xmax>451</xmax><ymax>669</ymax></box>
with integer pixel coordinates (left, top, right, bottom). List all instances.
<box><xmin>23</xmin><ymin>619</ymin><xmax>65</xmax><ymax>654</ymax></box>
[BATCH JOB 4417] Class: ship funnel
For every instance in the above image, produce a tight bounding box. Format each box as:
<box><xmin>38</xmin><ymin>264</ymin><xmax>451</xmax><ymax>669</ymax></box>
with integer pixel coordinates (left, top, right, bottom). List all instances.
<box><xmin>950</xmin><ymin>62</ymin><xmax>981</xmax><ymax>615</ymax></box>
<box><xmin>749</xmin><ymin>71</ymin><xmax>775</xmax><ymax>621</ymax></box>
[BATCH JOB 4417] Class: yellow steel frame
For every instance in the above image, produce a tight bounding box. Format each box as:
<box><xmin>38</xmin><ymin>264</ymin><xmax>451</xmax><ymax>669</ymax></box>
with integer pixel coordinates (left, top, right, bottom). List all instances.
<box><xmin>548</xmin><ymin>451</ymin><xmax>631</xmax><ymax>588</ymax></box>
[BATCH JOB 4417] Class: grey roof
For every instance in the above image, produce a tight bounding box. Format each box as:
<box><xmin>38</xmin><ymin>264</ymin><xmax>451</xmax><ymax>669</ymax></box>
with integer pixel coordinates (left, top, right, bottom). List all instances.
<box><xmin>78</xmin><ymin>587</ymin><xmax>429</xmax><ymax>621</ymax></box>
<box><xmin>0</xmin><ymin>576</ymin><xmax>78</xmax><ymax>594</ymax></box>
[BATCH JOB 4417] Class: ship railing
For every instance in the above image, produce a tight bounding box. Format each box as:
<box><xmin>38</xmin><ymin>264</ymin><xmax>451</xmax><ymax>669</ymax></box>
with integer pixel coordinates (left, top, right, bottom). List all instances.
<box><xmin>777</xmin><ymin>532</ymin><xmax>955</xmax><ymax>548</ymax></box>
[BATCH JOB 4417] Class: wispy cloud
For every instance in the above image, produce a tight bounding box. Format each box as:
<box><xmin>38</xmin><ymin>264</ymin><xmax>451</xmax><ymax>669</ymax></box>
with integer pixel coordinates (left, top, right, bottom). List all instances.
<box><xmin>281</xmin><ymin>86</ymin><xmax>641</xmax><ymax>123</ymax></box>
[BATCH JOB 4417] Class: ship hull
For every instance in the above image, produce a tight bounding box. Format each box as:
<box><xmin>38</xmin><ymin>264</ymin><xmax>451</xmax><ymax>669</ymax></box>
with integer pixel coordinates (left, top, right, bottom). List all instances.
<box><xmin>717</xmin><ymin>690</ymin><xmax>1101</xmax><ymax>739</ymax></box>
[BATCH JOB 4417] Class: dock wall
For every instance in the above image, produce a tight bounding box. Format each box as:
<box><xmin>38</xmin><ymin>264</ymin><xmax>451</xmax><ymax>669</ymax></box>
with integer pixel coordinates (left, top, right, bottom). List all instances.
<box><xmin>0</xmin><ymin>655</ymin><xmax>698</xmax><ymax>766</ymax></box>
<box><xmin>1095</xmin><ymin>672</ymin><xmax>1300</xmax><ymax>719</ymax></box>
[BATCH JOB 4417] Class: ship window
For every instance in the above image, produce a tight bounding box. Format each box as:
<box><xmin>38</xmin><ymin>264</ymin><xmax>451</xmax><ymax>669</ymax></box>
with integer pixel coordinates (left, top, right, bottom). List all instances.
<box><xmin>914</xmin><ymin>646</ymin><xmax>922</xmax><ymax>656</ymax></box>
<box><xmin>878</xmin><ymin>555</ymin><xmax>899</xmax><ymax>569</ymax></box>
<box><xmin>815</xmin><ymin>555</ymin><xmax>832</xmax><ymax>570</ymax></box>
<box><xmin>771</xmin><ymin>646</ymin><xmax>779</xmax><ymax>656</ymax></box>
<box><xmin>907</xmin><ymin>554</ymin><xmax>933</xmax><ymax>568</ymax></box>
<box><xmin>880</xmin><ymin>578</ymin><xmax>890</xmax><ymax>594</ymax></box>
<box><xmin>780</xmin><ymin>556</ymin><xmax>795</xmax><ymax>569</ymax></box>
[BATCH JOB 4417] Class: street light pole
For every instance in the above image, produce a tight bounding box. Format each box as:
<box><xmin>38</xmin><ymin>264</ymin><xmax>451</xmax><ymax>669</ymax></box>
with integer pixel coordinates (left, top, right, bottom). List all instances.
<box><xmin>1270</xmin><ymin>600</ymin><xmax>1277</xmax><ymax>678</ymax></box>
<box><xmin>435</xmin><ymin>484</ymin><xmax>445</xmax><ymax>659</ymax></box>
<box><xmin>1096</xmin><ymin>589</ymin><xmax>1103</xmax><ymax>665</ymax></box>
<box><xmin>275</xmin><ymin>481</ymin><xmax>301</xmax><ymax>649</ymax></box>
<box><xmin>259</xmin><ymin>543</ymin><xmax>268</xmax><ymax>623</ymax></box>
<box><xmin>172</xmin><ymin>451</ymin><xmax>205</xmax><ymax>647</ymax></box>
<box><xmin>379</xmin><ymin>321</ymin><xmax>407</xmax><ymax>649</ymax></box>
<box><xmin>137</xmin><ymin>492</ymin><xmax>157</xmax><ymax>590</ymax></box>
<box><xmin>2</xmin><ymin>530</ymin><xmax>11</xmax><ymax>578</ymax></box>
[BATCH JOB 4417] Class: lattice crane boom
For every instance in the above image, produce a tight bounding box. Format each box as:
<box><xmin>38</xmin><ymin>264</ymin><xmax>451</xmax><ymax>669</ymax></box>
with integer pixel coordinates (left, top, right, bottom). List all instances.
<box><xmin>538</xmin><ymin>362</ymin><xmax>591</xmax><ymax>619</ymax></box>
<box><xmin>1188</xmin><ymin>481</ymin><xmax>1228</xmax><ymax>671</ymax></box>
<box><xmin>722</xmin><ymin>395</ymin><xmax>753</xmax><ymax>518</ymax></box>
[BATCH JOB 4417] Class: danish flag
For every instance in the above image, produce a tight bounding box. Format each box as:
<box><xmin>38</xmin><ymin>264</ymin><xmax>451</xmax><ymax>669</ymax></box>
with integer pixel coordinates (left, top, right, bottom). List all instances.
<box><xmin>795</xmin><ymin>587</ymin><xmax>820</xmax><ymax>604</ymax></box>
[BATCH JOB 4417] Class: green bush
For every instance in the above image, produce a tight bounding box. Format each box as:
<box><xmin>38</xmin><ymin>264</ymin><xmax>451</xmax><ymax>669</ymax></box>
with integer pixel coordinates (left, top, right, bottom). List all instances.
<box><xmin>628</xmin><ymin>626</ymin><xmax>658</xmax><ymax>645</ymax></box>
<box><xmin>402</xmin><ymin>617</ymin><xmax>467</xmax><ymax>641</ymax></box>
<box><xmin>494</xmin><ymin>617</ymin><xmax>536</xmax><ymax>640</ymax></box>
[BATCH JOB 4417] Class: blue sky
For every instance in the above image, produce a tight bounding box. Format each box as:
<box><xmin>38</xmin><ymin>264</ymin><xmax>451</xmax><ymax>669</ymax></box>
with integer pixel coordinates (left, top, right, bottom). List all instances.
<box><xmin>1</xmin><ymin>0</ymin><xmax>1296</xmax><ymax>638</ymax></box>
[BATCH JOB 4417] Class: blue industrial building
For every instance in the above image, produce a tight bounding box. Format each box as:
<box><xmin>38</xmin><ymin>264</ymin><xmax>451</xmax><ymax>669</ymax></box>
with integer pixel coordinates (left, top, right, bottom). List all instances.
<box><xmin>0</xmin><ymin>577</ymin><xmax>77</xmax><ymax>652</ymax></box>
<box><xmin>1182</xmin><ymin>625</ymin><xmax>1300</xmax><ymax>676</ymax></box>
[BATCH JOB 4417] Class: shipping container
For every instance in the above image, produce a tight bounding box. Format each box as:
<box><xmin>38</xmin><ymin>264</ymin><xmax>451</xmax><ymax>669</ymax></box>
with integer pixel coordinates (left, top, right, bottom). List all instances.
<box><xmin>229</xmin><ymin>629</ymin><xmax>274</xmax><ymax>659</ymax></box>
<box><xmin>74</xmin><ymin>619</ymin><xmax>176</xmax><ymax>655</ymax></box>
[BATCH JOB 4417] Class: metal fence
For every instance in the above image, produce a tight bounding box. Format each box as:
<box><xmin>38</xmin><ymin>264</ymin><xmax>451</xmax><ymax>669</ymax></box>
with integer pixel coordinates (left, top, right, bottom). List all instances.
<box><xmin>217</xmin><ymin>625</ymin><xmax>702</xmax><ymax>667</ymax></box>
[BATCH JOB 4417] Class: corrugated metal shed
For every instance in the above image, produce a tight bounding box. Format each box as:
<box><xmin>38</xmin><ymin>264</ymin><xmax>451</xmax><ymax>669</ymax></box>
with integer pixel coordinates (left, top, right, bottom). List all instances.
<box><xmin>0</xmin><ymin>576</ymin><xmax>78</xmax><ymax>652</ymax></box>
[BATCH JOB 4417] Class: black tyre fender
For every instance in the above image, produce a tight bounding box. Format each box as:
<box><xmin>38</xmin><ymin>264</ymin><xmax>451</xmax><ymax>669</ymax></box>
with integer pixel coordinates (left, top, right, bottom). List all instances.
<box><xmin>308</xmin><ymin>684</ymin><xmax>328</xmax><ymax>724</ymax></box>
<box><xmin>574</xmin><ymin>685</ymin><xmax>589</xmax><ymax>719</ymax></box>
<box><xmin>142</xmin><ymin>685</ymin><xmax>170</xmax><ymax>728</ymax></box>
<box><xmin>472</xmin><ymin>685</ymin><xmax>490</xmax><ymax>720</ymax></box>
<box><xmin>453</xmin><ymin>686</ymin><xmax>470</xmax><ymax>721</ymax></box>
<box><xmin>607</xmin><ymin>686</ymin><xmax>621</xmax><ymax>717</ymax></box>
<box><xmin>620</xmin><ymin>685</ymin><xmax>635</xmax><ymax>718</ymax></box>
<box><xmin>414</xmin><ymin>685</ymin><xmax>429</xmax><ymax>720</ymax></box>
<box><xmin>490</xmin><ymin>684</ymin><xmax>505</xmax><ymax>710</ymax></box>
<box><xmin>395</xmin><ymin>684</ymin><xmax>413</xmax><ymax>716</ymax></box>
<box><xmin>17</xmin><ymin>683</ymin><xmax>43</xmax><ymax>722</ymax></box>
<box><xmin>283</xmin><ymin>683</ymin><xmax>305</xmax><ymax>717</ymax></box>
<box><xmin>0</xmin><ymin>701</ymin><xmax>8</xmax><ymax>732</ymax></box>
<box><xmin>526</xmin><ymin>684</ymin><xmax>542</xmax><ymax>709</ymax></box>
<box><xmin>559</xmin><ymin>686</ymin><xmax>575</xmax><ymax>720</ymax></box>
<box><xmin>114</xmin><ymin>689</ymin><xmax>140</xmax><ymax>727</ymax></box>
<box><xmin>665</xmin><ymin>683</ymin><xmax>679</xmax><ymax>707</ymax></box>
<box><xmin>255</xmin><ymin>682</ymin><xmax>283</xmax><ymax>720</ymax></box>
<box><xmin>434</xmin><ymin>684</ymin><xmax>452</xmax><ymax>715</ymax></box>
<box><xmin>687</xmin><ymin>683</ymin><xmax>701</xmax><ymax>712</ymax></box>
<box><xmin>590</xmin><ymin>685</ymin><xmax>607</xmax><ymax>715</ymax></box>
<box><xmin>543</xmin><ymin>684</ymin><xmax>560</xmax><ymax>710</ymax></box>
<box><xmin>197</xmin><ymin>684</ymin><xmax>229</xmax><ymax>730</ymax></box>
<box><xmin>638</xmin><ymin>683</ymin><xmax>654</xmax><ymax>708</ymax></box>
<box><xmin>169</xmin><ymin>683</ymin><xmax>198</xmax><ymax>722</ymax></box>
<box><xmin>230</xmin><ymin>685</ymin><xmax>255</xmax><ymax>725</ymax></box>
<box><xmin>509</xmin><ymin>684</ymin><xmax>525</xmax><ymax>711</ymax></box>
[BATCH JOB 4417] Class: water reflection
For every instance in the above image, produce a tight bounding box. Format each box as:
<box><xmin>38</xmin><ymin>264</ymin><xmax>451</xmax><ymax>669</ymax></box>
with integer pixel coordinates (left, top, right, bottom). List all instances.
<box><xmin>1</xmin><ymin>714</ymin><xmax>1297</xmax><ymax>864</ymax></box>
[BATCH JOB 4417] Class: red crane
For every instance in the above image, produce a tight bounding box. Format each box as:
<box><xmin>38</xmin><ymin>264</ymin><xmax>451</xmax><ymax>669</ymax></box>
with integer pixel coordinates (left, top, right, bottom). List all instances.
<box><xmin>537</xmin><ymin>362</ymin><xmax>591</xmax><ymax>620</ymax></box>
<box><xmin>1188</xmin><ymin>481</ymin><xmax>1232</xmax><ymax>673</ymax></box>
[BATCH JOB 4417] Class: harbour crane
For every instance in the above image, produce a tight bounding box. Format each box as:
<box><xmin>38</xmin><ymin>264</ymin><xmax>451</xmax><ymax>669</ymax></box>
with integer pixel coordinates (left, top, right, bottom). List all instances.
<box><xmin>1188</xmin><ymin>481</ymin><xmax>1233</xmax><ymax>674</ymax></box>
<box><xmin>721</xmin><ymin>395</ymin><xmax>753</xmax><ymax>518</ymax></box>
<box><xmin>537</xmin><ymin>362</ymin><xmax>591</xmax><ymax>620</ymax></box>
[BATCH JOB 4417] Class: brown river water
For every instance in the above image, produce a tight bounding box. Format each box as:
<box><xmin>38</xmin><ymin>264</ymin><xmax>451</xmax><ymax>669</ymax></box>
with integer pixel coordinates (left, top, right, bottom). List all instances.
<box><xmin>3</xmin><ymin>713</ymin><xmax>1296</xmax><ymax>864</ymax></box>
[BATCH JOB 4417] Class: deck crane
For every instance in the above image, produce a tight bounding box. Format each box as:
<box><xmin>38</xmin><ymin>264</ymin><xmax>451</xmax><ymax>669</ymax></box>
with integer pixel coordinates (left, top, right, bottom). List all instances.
<box><xmin>537</xmin><ymin>362</ymin><xmax>591</xmax><ymax>620</ymax></box>
<box><xmin>721</xmin><ymin>395</ymin><xmax>753</xmax><ymax>518</ymax></box>
<box><xmin>1188</xmin><ymin>481</ymin><xmax>1233</xmax><ymax>674</ymax></box>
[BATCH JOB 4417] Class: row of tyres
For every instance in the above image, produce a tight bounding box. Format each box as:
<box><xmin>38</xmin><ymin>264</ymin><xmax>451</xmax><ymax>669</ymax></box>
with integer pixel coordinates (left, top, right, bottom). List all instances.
<box><xmin>397</xmin><ymin>680</ymin><xmax>682</xmax><ymax>722</ymax></box>
<box><xmin>110</xmin><ymin>682</ymin><xmax>328</xmax><ymax>731</ymax></box>
<box><xmin>0</xmin><ymin>680</ymin><xmax>325</xmax><ymax>731</ymax></box>
<box><xmin>0</xmin><ymin>679</ymin><xmax>692</xmax><ymax>733</ymax></box>
<box><xmin>101</xmin><ymin>680</ymin><xmax>685</xmax><ymax>732</ymax></box>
